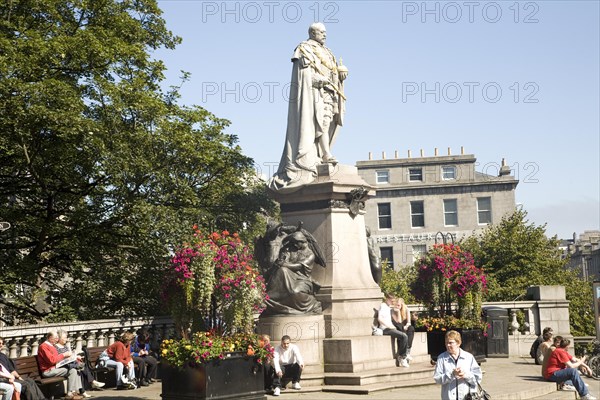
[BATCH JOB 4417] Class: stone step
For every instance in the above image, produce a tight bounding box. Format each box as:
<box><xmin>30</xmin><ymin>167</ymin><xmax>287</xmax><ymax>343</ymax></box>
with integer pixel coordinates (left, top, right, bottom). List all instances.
<box><xmin>322</xmin><ymin>377</ymin><xmax>436</xmax><ymax>394</ymax></box>
<box><xmin>282</xmin><ymin>372</ymin><xmax>324</xmax><ymax>388</ymax></box>
<box><xmin>324</xmin><ymin>361</ymin><xmax>434</xmax><ymax>386</ymax></box>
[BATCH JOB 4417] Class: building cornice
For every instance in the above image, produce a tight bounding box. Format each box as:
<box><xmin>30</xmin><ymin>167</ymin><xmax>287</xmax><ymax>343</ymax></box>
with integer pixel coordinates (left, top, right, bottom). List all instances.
<box><xmin>374</xmin><ymin>180</ymin><xmax>518</xmax><ymax>198</ymax></box>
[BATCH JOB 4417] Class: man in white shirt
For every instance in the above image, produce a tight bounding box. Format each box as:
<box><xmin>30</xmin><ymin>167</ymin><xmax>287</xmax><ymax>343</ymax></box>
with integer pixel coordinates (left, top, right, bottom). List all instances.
<box><xmin>271</xmin><ymin>335</ymin><xmax>304</xmax><ymax>396</ymax></box>
<box><xmin>379</xmin><ymin>293</ymin><xmax>409</xmax><ymax>368</ymax></box>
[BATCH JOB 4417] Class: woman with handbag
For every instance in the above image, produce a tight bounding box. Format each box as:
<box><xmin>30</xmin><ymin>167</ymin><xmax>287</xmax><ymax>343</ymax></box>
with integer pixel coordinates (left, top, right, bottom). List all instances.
<box><xmin>434</xmin><ymin>330</ymin><xmax>483</xmax><ymax>400</ymax></box>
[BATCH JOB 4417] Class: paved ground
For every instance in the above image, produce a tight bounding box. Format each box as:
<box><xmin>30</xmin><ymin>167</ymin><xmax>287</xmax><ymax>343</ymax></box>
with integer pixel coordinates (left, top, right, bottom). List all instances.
<box><xmin>81</xmin><ymin>357</ymin><xmax>600</xmax><ymax>400</ymax></box>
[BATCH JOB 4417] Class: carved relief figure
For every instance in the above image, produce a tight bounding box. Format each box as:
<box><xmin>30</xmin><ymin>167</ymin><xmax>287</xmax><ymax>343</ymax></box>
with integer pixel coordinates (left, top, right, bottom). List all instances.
<box><xmin>255</xmin><ymin>222</ymin><xmax>326</xmax><ymax>315</ymax></box>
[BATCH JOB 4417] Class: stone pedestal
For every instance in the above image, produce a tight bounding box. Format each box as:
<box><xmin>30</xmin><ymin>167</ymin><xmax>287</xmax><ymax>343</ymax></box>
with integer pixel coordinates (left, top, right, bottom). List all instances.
<box><xmin>257</xmin><ymin>314</ymin><xmax>325</xmax><ymax>376</ymax></box>
<box><xmin>263</xmin><ymin>164</ymin><xmax>388</xmax><ymax>374</ymax></box>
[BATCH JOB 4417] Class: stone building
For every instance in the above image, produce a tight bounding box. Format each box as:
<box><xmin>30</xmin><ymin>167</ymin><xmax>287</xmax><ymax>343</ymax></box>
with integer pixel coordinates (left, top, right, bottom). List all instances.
<box><xmin>356</xmin><ymin>148</ymin><xmax>519</xmax><ymax>269</ymax></box>
<box><xmin>563</xmin><ymin>230</ymin><xmax>600</xmax><ymax>280</ymax></box>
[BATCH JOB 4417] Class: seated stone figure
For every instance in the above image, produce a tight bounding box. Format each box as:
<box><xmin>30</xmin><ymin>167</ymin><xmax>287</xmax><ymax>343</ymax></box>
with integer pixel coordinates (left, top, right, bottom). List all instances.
<box><xmin>257</xmin><ymin>224</ymin><xmax>326</xmax><ymax>315</ymax></box>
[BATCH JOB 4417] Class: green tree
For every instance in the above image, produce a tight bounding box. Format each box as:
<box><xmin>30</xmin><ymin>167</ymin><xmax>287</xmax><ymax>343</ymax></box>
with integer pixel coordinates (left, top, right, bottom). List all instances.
<box><xmin>0</xmin><ymin>0</ymin><xmax>275</xmax><ymax>324</ymax></box>
<box><xmin>380</xmin><ymin>265</ymin><xmax>417</xmax><ymax>304</ymax></box>
<box><xmin>461</xmin><ymin>209</ymin><xmax>594</xmax><ymax>335</ymax></box>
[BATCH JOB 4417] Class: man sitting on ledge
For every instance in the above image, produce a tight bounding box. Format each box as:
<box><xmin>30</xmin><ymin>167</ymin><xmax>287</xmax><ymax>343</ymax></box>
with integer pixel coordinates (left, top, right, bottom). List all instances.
<box><xmin>272</xmin><ymin>335</ymin><xmax>304</xmax><ymax>396</ymax></box>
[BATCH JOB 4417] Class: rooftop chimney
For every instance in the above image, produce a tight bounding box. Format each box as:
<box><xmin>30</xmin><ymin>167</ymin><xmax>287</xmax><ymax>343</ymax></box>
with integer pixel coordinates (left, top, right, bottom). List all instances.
<box><xmin>499</xmin><ymin>157</ymin><xmax>511</xmax><ymax>176</ymax></box>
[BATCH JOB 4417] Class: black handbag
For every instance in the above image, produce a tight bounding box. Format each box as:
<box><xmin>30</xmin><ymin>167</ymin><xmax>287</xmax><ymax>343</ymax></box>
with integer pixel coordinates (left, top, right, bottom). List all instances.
<box><xmin>464</xmin><ymin>382</ymin><xmax>491</xmax><ymax>400</ymax></box>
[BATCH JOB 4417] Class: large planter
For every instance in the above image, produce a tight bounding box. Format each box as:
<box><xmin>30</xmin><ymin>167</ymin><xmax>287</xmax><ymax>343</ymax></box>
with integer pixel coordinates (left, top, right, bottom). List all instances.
<box><xmin>161</xmin><ymin>353</ymin><xmax>266</xmax><ymax>400</ymax></box>
<box><xmin>427</xmin><ymin>329</ymin><xmax>486</xmax><ymax>363</ymax></box>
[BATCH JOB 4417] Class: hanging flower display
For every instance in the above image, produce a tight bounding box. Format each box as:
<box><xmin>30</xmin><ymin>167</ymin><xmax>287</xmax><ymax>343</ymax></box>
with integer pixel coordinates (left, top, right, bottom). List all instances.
<box><xmin>412</xmin><ymin>243</ymin><xmax>488</xmax><ymax>331</ymax></box>
<box><xmin>162</xmin><ymin>227</ymin><xmax>267</xmax><ymax>339</ymax></box>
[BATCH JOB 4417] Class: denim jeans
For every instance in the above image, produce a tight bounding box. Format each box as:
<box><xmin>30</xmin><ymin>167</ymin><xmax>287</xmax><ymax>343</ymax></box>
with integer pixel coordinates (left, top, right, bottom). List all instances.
<box><xmin>383</xmin><ymin>328</ymin><xmax>408</xmax><ymax>357</ymax></box>
<box><xmin>548</xmin><ymin>368</ymin><xmax>589</xmax><ymax>397</ymax></box>
<box><xmin>105</xmin><ymin>359</ymin><xmax>135</xmax><ymax>386</ymax></box>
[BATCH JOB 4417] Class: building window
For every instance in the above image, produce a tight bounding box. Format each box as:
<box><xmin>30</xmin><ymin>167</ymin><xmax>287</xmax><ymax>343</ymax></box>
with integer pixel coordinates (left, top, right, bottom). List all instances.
<box><xmin>378</xmin><ymin>203</ymin><xmax>392</xmax><ymax>229</ymax></box>
<box><xmin>442</xmin><ymin>166</ymin><xmax>456</xmax><ymax>180</ymax></box>
<box><xmin>380</xmin><ymin>247</ymin><xmax>394</xmax><ymax>269</ymax></box>
<box><xmin>477</xmin><ymin>197</ymin><xmax>492</xmax><ymax>224</ymax></box>
<box><xmin>412</xmin><ymin>244</ymin><xmax>427</xmax><ymax>263</ymax></box>
<box><xmin>410</xmin><ymin>201</ymin><xmax>425</xmax><ymax>228</ymax></box>
<box><xmin>376</xmin><ymin>170</ymin><xmax>390</xmax><ymax>184</ymax></box>
<box><xmin>443</xmin><ymin>199</ymin><xmax>458</xmax><ymax>226</ymax></box>
<box><xmin>408</xmin><ymin>168</ymin><xmax>423</xmax><ymax>181</ymax></box>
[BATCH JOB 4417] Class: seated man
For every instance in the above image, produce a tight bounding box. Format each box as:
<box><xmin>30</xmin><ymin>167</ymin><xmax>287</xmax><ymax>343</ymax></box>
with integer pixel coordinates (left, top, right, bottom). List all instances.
<box><xmin>37</xmin><ymin>330</ymin><xmax>84</xmax><ymax>400</ymax></box>
<box><xmin>130</xmin><ymin>330</ymin><xmax>158</xmax><ymax>386</ymax></box>
<box><xmin>272</xmin><ymin>335</ymin><xmax>304</xmax><ymax>397</ymax></box>
<box><xmin>379</xmin><ymin>293</ymin><xmax>408</xmax><ymax>367</ymax></box>
<box><xmin>544</xmin><ymin>338</ymin><xmax>595</xmax><ymax>400</ymax></box>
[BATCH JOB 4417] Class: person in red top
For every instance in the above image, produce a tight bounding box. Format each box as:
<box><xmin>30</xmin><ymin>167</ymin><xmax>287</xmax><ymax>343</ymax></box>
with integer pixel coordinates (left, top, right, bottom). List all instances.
<box><xmin>544</xmin><ymin>338</ymin><xmax>595</xmax><ymax>400</ymax></box>
<box><xmin>105</xmin><ymin>332</ymin><xmax>136</xmax><ymax>389</ymax></box>
<box><xmin>37</xmin><ymin>329</ymin><xmax>83</xmax><ymax>400</ymax></box>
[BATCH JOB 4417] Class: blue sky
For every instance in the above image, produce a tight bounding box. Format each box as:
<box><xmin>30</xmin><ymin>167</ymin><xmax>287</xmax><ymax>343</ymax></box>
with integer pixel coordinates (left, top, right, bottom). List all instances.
<box><xmin>154</xmin><ymin>0</ymin><xmax>599</xmax><ymax>239</ymax></box>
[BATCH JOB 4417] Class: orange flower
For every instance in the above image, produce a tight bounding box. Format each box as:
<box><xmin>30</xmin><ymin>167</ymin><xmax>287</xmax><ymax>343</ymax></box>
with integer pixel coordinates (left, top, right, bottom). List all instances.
<box><xmin>247</xmin><ymin>345</ymin><xmax>255</xmax><ymax>356</ymax></box>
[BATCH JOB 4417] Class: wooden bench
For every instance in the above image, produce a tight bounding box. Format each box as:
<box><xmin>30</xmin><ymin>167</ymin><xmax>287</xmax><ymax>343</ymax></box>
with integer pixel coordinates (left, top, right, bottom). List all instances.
<box><xmin>82</xmin><ymin>345</ymin><xmax>157</xmax><ymax>387</ymax></box>
<box><xmin>82</xmin><ymin>346</ymin><xmax>114</xmax><ymax>386</ymax></box>
<box><xmin>13</xmin><ymin>355</ymin><xmax>66</xmax><ymax>398</ymax></box>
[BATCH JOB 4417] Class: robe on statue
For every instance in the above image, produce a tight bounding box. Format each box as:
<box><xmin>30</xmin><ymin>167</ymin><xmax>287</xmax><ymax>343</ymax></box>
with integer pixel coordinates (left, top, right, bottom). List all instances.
<box><xmin>268</xmin><ymin>40</ymin><xmax>345</xmax><ymax>193</ymax></box>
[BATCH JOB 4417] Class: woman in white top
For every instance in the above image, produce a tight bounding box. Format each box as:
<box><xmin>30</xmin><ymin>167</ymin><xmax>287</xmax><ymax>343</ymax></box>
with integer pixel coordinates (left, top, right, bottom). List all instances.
<box><xmin>0</xmin><ymin>363</ymin><xmax>21</xmax><ymax>400</ymax></box>
<box><xmin>392</xmin><ymin>297</ymin><xmax>415</xmax><ymax>360</ymax></box>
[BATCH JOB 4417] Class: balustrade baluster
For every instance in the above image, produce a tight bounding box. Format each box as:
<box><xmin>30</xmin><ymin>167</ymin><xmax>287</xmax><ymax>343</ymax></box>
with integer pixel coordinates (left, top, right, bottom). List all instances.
<box><xmin>107</xmin><ymin>331</ymin><xmax>115</xmax><ymax>345</ymax></box>
<box><xmin>72</xmin><ymin>332</ymin><xmax>83</xmax><ymax>352</ymax></box>
<box><xmin>30</xmin><ymin>336</ymin><xmax>40</xmax><ymax>355</ymax></box>
<box><xmin>19</xmin><ymin>337</ymin><xmax>29</xmax><ymax>357</ymax></box>
<box><xmin>85</xmin><ymin>332</ymin><xmax>96</xmax><ymax>349</ymax></box>
<box><xmin>8</xmin><ymin>339</ymin><xmax>18</xmax><ymax>359</ymax></box>
<box><xmin>97</xmin><ymin>330</ymin><xmax>107</xmax><ymax>347</ymax></box>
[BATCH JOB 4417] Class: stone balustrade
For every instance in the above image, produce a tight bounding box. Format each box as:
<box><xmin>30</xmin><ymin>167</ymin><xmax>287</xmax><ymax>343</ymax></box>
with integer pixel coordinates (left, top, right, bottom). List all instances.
<box><xmin>0</xmin><ymin>316</ymin><xmax>174</xmax><ymax>358</ymax></box>
<box><xmin>0</xmin><ymin>286</ymin><xmax>576</xmax><ymax>359</ymax></box>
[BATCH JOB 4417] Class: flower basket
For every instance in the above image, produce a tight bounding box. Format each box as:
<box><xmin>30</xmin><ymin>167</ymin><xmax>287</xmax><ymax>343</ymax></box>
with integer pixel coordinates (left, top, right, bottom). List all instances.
<box><xmin>160</xmin><ymin>228</ymin><xmax>272</xmax><ymax>399</ymax></box>
<box><xmin>162</xmin><ymin>228</ymin><xmax>267</xmax><ymax>337</ymax></box>
<box><xmin>411</xmin><ymin>243</ymin><xmax>488</xmax><ymax>362</ymax></box>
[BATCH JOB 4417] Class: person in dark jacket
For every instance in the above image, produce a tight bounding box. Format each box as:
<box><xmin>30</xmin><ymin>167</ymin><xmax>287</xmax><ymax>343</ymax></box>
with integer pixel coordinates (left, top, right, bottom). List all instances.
<box><xmin>130</xmin><ymin>330</ymin><xmax>158</xmax><ymax>386</ymax></box>
<box><xmin>0</xmin><ymin>337</ymin><xmax>47</xmax><ymax>400</ymax></box>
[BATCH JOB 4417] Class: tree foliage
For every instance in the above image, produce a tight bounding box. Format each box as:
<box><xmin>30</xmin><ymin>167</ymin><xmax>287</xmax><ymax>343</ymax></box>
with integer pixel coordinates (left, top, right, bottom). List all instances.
<box><xmin>380</xmin><ymin>265</ymin><xmax>417</xmax><ymax>304</ymax></box>
<box><xmin>0</xmin><ymin>0</ymin><xmax>275</xmax><ymax>324</ymax></box>
<box><xmin>461</xmin><ymin>209</ymin><xmax>594</xmax><ymax>335</ymax></box>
